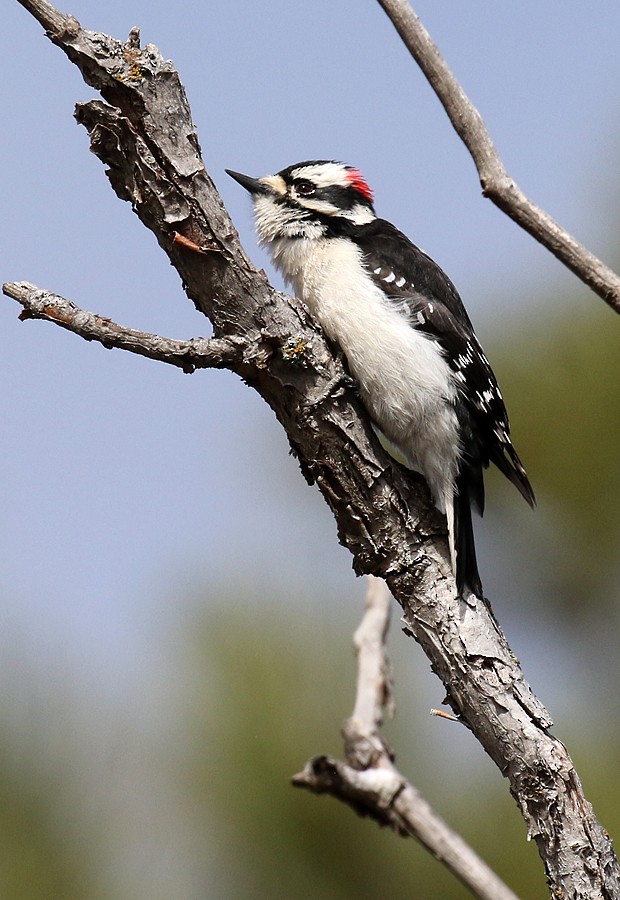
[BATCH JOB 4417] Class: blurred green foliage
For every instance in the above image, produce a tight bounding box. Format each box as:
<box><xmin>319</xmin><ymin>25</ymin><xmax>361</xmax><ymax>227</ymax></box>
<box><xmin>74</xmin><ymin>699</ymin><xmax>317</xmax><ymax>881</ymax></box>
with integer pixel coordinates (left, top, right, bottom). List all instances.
<box><xmin>494</xmin><ymin>296</ymin><xmax>620</xmax><ymax>612</ymax></box>
<box><xmin>4</xmin><ymin>592</ymin><xmax>620</xmax><ymax>899</ymax></box>
<box><xmin>0</xmin><ymin>739</ymin><xmax>91</xmax><ymax>899</ymax></box>
<box><xmin>178</xmin><ymin>607</ymin><xmax>547</xmax><ymax>899</ymax></box>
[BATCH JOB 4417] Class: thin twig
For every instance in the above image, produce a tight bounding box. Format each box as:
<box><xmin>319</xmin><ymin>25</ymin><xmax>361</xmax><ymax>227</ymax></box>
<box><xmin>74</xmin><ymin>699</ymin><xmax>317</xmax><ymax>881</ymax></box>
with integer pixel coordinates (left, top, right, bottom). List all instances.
<box><xmin>376</xmin><ymin>0</ymin><xmax>620</xmax><ymax>313</ymax></box>
<box><xmin>2</xmin><ymin>281</ymin><xmax>245</xmax><ymax>373</ymax></box>
<box><xmin>430</xmin><ymin>708</ymin><xmax>460</xmax><ymax>722</ymax></box>
<box><xmin>293</xmin><ymin>577</ymin><xmax>519</xmax><ymax>900</ymax></box>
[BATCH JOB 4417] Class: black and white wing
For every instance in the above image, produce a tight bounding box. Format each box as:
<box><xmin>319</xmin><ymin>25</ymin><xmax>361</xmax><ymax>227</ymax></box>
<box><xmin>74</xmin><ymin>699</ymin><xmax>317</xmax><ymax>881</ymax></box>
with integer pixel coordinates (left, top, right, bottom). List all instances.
<box><xmin>352</xmin><ymin>217</ymin><xmax>535</xmax><ymax>511</ymax></box>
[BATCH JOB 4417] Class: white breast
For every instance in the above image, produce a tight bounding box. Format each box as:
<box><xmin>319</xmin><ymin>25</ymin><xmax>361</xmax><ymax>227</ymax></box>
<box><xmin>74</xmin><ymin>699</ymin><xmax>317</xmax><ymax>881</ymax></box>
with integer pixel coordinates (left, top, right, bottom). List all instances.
<box><xmin>271</xmin><ymin>235</ymin><xmax>462</xmax><ymax>509</ymax></box>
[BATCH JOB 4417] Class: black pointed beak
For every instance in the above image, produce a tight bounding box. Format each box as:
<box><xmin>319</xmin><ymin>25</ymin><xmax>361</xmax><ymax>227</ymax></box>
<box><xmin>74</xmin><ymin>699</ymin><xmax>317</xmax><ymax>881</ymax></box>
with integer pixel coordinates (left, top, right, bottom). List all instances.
<box><xmin>225</xmin><ymin>169</ymin><xmax>271</xmax><ymax>196</ymax></box>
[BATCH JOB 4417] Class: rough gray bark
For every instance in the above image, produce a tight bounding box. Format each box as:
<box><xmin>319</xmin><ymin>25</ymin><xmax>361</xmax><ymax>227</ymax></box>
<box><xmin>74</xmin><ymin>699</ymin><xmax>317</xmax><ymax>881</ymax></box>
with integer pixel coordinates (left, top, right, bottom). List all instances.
<box><xmin>6</xmin><ymin>2</ymin><xmax>620</xmax><ymax>897</ymax></box>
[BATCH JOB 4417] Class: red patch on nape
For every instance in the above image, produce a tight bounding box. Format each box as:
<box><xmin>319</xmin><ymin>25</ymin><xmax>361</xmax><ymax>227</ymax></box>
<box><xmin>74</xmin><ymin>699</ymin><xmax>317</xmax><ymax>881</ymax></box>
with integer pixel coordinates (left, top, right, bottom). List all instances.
<box><xmin>346</xmin><ymin>168</ymin><xmax>374</xmax><ymax>203</ymax></box>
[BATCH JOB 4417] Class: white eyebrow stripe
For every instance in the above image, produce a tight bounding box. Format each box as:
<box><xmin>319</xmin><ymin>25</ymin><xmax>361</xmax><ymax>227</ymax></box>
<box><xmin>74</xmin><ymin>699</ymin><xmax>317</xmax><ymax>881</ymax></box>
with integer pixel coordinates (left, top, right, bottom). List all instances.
<box><xmin>290</xmin><ymin>162</ymin><xmax>351</xmax><ymax>188</ymax></box>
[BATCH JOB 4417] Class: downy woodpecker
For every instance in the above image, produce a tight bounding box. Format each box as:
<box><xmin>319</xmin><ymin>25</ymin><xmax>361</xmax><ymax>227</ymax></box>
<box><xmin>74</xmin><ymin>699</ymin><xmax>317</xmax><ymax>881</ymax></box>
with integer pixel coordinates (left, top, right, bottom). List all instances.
<box><xmin>227</xmin><ymin>161</ymin><xmax>535</xmax><ymax>598</ymax></box>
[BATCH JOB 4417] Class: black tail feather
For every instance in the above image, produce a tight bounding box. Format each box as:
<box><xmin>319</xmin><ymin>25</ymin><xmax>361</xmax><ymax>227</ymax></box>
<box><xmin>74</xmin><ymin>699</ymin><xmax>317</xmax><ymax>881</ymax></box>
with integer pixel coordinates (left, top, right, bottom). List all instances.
<box><xmin>454</xmin><ymin>482</ymin><xmax>483</xmax><ymax>598</ymax></box>
<box><xmin>494</xmin><ymin>445</ymin><xmax>536</xmax><ymax>509</ymax></box>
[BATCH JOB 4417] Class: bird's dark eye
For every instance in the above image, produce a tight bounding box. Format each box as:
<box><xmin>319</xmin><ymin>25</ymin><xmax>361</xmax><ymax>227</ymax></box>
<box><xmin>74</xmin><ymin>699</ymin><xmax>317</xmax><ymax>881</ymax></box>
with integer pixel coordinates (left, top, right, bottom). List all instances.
<box><xmin>295</xmin><ymin>181</ymin><xmax>315</xmax><ymax>197</ymax></box>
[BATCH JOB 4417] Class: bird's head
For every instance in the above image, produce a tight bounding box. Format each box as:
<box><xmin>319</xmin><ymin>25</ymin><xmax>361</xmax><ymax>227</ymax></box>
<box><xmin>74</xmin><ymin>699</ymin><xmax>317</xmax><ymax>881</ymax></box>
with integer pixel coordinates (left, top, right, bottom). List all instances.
<box><xmin>226</xmin><ymin>160</ymin><xmax>376</xmax><ymax>244</ymax></box>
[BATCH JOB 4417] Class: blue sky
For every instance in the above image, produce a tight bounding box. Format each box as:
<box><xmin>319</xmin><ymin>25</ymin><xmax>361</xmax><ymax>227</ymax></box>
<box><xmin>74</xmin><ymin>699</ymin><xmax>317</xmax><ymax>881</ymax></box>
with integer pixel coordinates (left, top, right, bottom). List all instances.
<box><xmin>1</xmin><ymin>0</ymin><xmax>619</xmax><ymax>702</ymax></box>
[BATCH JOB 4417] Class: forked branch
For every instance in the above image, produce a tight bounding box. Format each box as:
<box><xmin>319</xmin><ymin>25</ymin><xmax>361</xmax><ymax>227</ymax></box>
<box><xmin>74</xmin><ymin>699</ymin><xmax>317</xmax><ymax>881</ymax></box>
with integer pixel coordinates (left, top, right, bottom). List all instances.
<box><xmin>294</xmin><ymin>577</ymin><xmax>519</xmax><ymax>900</ymax></box>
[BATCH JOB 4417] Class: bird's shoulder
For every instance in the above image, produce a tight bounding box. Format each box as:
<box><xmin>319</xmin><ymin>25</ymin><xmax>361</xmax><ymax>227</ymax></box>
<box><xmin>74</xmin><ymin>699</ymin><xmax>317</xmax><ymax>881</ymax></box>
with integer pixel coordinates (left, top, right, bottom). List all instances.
<box><xmin>350</xmin><ymin>219</ymin><xmax>509</xmax><ymax>435</ymax></box>
<box><xmin>349</xmin><ymin>218</ymin><xmax>474</xmax><ymax>330</ymax></box>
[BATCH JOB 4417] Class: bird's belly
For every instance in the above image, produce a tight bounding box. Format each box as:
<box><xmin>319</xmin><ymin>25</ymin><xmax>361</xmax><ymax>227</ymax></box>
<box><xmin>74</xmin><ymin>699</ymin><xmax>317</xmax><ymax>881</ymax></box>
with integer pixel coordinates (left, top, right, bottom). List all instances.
<box><xmin>349</xmin><ymin>328</ymin><xmax>460</xmax><ymax>489</ymax></box>
<box><xmin>289</xmin><ymin>238</ymin><xmax>461</xmax><ymax>501</ymax></box>
<box><xmin>316</xmin><ymin>286</ymin><xmax>461</xmax><ymax>499</ymax></box>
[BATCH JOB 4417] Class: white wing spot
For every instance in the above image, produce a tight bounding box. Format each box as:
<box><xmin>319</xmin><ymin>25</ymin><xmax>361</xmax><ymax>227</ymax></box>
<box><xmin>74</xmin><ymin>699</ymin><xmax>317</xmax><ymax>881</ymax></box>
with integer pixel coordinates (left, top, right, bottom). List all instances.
<box><xmin>395</xmin><ymin>275</ymin><xmax>407</xmax><ymax>288</ymax></box>
<box><xmin>415</xmin><ymin>310</ymin><xmax>425</xmax><ymax>325</ymax></box>
<box><xmin>373</xmin><ymin>266</ymin><xmax>382</xmax><ymax>275</ymax></box>
<box><xmin>383</xmin><ymin>271</ymin><xmax>396</xmax><ymax>283</ymax></box>
<box><xmin>456</xmin><ymin>352</ymin><xmax>473</xmax><ymax>368</ymax></box>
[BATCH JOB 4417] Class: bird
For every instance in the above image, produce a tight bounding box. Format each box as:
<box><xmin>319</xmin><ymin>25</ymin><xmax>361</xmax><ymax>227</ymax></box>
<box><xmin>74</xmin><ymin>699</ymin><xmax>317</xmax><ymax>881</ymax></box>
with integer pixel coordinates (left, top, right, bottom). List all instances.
<box><xmin>227</xmin><ymin>160</ymin><xmax>535</xmax><ymax>598</ymax></box>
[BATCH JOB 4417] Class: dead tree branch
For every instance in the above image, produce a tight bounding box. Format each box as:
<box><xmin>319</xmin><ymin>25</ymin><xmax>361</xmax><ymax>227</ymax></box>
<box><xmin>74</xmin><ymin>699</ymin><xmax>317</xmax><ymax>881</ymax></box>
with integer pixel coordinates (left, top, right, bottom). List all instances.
<box><xmin>8</xmin><ymin>1</ymin><xmax>620</xmax><ymax>895</ymax></box>
<box><xmin>346</xmin><ymin>574</ymin><xmax>395</xmax><ymax>760</ymax></box>
<box><xmin>2</xmin><ymin>281</ymin><xmax>245</xmax><ymax>372</ymax></box>
<box><xmin>294</xmin><ymin>577</ymin><xmax>519</xmax><ymax>900</ymax></box>
<box><xmin>377</xmin><ymin>0</ymin><xmax>620</xmax><ymax>314</ymax></box>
